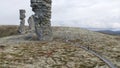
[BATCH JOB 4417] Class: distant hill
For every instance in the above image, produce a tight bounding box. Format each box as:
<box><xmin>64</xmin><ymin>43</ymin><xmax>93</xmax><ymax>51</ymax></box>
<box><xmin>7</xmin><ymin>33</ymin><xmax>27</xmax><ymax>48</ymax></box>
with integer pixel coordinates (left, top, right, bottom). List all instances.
<box><xmin>86</xmin><ymin>28</ymin><xmax>120</xmax><ymax>35</ymax></box>
<box><xmin>97</xmin><ymin>30</ymin><xmax>120</xmax><ymax>35</ymax></box>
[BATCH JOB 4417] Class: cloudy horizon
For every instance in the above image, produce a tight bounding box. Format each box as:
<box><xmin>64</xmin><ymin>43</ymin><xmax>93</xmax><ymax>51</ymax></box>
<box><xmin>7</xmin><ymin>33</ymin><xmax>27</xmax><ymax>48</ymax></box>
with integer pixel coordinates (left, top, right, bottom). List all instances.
<box><xmin>0</xmin><ymin>0</ymin><xmax>120</xmax><ymax>29</ymax></box>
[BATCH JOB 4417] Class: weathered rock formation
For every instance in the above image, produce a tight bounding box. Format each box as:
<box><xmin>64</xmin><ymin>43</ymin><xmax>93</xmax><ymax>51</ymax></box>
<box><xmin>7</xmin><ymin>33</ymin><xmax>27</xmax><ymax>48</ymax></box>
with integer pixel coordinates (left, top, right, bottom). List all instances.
<box><xmin>28</xmin><ymin>15</ymin><xmax>35</xmax><ymax>32</ymax></box>
<box><xmin>18</xmin><ymin>9</ymin><xmax>26</xmax><ymax>34</ymax></box>
<box><xmin>30</xmin><ymin>0</ymin><xmax>52</xmax><ymax>41</ymax></box>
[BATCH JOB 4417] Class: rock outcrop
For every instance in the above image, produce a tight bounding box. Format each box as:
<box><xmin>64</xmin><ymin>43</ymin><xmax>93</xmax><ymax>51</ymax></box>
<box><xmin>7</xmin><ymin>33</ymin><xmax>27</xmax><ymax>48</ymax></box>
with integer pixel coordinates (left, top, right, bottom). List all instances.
<box><xmin>18</xmin><ymin>9</ymin><xmax>26</xmax><ymax>34</ymax></box>
<box><xmin>30</xmin><ymin>0</ymin><xmax>52</xmax><ymax>41</ymax></box>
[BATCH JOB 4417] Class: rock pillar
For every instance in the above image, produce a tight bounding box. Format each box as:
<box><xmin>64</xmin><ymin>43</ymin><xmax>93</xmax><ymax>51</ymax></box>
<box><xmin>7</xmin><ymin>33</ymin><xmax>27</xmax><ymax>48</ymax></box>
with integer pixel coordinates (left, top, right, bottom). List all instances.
<box><xmin>28</xmin><ymin>15</ymin><xmax>35</xmax><ymax>32</ymax></box>
<box><xmin>18</xmin><ymin>9</ymin><xmax>26</xmax><ymax>34</ymax></box>
<box><xmin>30</xmin><ymin>0</ymin><xmax>52</xmax><ymax>41</ymax></box>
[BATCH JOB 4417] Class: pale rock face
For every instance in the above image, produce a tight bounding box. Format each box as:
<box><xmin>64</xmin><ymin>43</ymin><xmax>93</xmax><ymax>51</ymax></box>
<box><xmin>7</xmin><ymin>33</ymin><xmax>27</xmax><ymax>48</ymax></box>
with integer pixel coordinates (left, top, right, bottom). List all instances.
<box><xmin>18</xmin><ymin>9</ymin><xmax>26</xmax><ymax>34</ymax></box>
<box><xmin>28</xmin><ymin>15</ymin><xmax>35</xmax><ymax>32</ymax></box>
<box><xmin>30</xmin><ymin>0</ymin><xmax>52</xmax><ymax>41</ymax></box>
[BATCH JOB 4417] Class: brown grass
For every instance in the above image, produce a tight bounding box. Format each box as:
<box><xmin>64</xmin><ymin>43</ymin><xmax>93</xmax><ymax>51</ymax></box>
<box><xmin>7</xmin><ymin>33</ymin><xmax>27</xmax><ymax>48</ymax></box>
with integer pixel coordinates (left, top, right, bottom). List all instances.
<box><xmin>0</xmin><ymin>25</ymin><xmax>120</xmax><ymax>68</ymax></box>
<box><xmin>0</xmin><ymin>25</ymin><xmax>19</xmax><ymax>37</ymax></box>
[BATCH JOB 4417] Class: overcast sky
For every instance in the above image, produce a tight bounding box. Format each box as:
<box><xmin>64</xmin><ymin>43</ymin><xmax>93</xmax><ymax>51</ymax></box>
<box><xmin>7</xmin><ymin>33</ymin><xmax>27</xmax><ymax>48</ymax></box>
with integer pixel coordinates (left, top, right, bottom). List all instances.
<box><xmin>0</xmin><ymin>0</ymin><xmax>120</xmax><ymax>29</ymax></box>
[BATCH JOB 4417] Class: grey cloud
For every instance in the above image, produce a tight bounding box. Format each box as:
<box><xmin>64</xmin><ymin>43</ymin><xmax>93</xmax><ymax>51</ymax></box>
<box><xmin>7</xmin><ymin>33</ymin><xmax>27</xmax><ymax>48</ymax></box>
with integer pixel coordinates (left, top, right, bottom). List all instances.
<box><xmin>0</xmin><ymin>0</ymin><xmax>120</xmax><ymax>29</ymax></box>
<box><xmin>52</xmin><ymin>0</ymin><xmax>120</xmax><ymax>29</ymax></box>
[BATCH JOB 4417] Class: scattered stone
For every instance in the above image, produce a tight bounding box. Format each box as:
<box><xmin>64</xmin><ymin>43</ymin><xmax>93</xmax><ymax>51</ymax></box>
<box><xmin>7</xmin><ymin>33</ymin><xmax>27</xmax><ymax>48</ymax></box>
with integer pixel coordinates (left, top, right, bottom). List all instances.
<box><xmin>113</xmin><ymin>48</ymin><xmax>119</xmax><ymax>52</ymax></box>
<box><xmin>0</xmin><ymin>44</ymin><xmax>5</xmax><ymax>50</ymax></box>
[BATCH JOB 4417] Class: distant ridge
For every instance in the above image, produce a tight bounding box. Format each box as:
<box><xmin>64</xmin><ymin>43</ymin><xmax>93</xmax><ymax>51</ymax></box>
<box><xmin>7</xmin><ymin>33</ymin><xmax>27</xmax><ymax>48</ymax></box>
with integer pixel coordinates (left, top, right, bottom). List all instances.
<box><xmin>97</xmin><ymin>30</ymin><xmax>120</xmax><ymax>35</ymax></box>
<box><xmin>87</xmin><ymin>28</ymin><xmax>120</xmax><ymax>31</ymax></box>
<box><xmin>83</xmin><ymin>28</ymin><xmax>120</xmax><ymax>35</ymax></box>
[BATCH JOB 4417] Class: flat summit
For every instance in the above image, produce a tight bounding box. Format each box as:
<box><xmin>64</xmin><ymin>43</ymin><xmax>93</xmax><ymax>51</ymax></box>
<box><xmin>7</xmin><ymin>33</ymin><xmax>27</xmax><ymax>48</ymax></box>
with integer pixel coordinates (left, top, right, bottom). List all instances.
<box><xmin>0</xmin><ymin>25</ymin><xmax>120</xmax><ymax>68</ymax></box>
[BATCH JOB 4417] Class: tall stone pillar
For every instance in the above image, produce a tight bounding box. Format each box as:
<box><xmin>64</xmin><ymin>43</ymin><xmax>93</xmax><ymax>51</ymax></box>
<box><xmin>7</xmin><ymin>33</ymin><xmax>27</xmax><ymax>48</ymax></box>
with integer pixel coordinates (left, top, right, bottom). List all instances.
<box><xmin>30</xmin><ymin>0</ymin><xmax>52</xmax><ymax>41</ymax></box>
<box><xmin>28</xmin><ymin>15</ymin><xmax>35</xmax><ymax>32</ymax></box>
<box><xmin>18</xmin><ymin>9</ymin><xmax>26</xmax><ymax>34</ymax></box>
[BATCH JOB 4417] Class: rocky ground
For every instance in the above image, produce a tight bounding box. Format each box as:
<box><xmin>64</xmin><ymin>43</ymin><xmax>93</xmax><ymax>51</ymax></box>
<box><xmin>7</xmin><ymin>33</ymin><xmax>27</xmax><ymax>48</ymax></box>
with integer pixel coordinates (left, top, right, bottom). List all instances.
<box><xmin>0</xmin><ymin>26</ymin><xmax>120</xmax><ymax>68</ymax></box>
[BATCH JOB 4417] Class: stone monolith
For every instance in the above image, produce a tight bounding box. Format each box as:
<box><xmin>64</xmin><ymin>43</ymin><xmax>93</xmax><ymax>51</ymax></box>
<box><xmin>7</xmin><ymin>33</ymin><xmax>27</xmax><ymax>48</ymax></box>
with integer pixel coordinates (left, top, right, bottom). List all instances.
<box><xmin>30</xmin><ymin>0</ymin><xmax>52</xmax><ymax>41</ymax></box>
<box><xmin>28</xmin><ymin>15</ymin><xmax>35</xmax><ymax>32</ymax></box>
<box><xmin>18</xmin><ymin>9</ymin><xmax>26</xmax><ymax>34</ymax></box>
